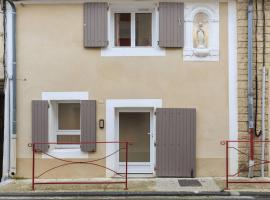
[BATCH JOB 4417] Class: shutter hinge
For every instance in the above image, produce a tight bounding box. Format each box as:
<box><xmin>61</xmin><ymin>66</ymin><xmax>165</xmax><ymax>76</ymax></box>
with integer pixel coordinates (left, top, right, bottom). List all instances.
<box><xmin>191</xmin><ymin>169</ymin><xmax>194</xmax><ymax>178</ymax></box>
<box><xmin>154</xmin><ymin>142</ymin><xmax>157</xmax><ymax>147</ymax></box>
<box><xmin>157</xmin><ymin>41</ymin><xmax>160</xmax><ymax>46</ymax></box>
<box><xmin>154</xmin><ymin>166</ymin><xmax>158</xmax><ymax>170</ymax></box>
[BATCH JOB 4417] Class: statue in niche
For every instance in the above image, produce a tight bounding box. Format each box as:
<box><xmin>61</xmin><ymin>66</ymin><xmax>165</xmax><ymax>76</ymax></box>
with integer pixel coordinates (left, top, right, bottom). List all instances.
<box><xmin>196</xmin><ymin>23</ymin><xmax>206</xmax><ymax>49</ymax></box>
<box><xmin>193</xmin><ymin>12</ymin><xmax>210</xmax><ymax>57</ymax></box>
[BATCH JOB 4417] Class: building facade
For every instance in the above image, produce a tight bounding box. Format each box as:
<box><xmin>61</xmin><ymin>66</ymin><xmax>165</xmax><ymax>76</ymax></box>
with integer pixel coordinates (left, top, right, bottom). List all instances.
<box><xmin>2</xmin><ymin>0</ymin><xmax>240</xmax><ymax>180</ymax></box>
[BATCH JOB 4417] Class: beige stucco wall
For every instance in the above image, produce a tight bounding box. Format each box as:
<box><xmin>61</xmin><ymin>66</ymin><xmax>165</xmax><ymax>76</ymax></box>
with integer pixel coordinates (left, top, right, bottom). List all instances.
<box><xmin>15</xmin><ymin>2</ymin><xmax>229</xmax><ymax>178</ymax></box>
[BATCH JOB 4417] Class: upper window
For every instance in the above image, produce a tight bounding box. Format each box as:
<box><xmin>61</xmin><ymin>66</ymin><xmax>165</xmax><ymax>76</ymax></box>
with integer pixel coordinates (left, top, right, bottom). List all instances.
<box><xmin>101</xmin><ymin>4</ymin><xmax>165</xmax><ymax>56</ymax></box>
<box><xmin>114</xmin><ymin>12</ymin><xmax>152</xmax><ymax>47</ymax></box>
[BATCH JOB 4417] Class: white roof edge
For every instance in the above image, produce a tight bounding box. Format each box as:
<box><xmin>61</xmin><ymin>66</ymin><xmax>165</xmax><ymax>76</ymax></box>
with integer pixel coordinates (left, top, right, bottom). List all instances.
<box><xmin>14</xmin><ymin>0</ymin><xmax>224</xmax><ymax>5</ymax></box>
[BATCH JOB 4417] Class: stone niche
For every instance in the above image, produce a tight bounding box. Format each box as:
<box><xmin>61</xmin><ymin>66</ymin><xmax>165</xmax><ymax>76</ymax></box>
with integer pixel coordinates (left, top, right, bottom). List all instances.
<box><xmin>183</xmin><ymin>2</ymin><xmax>219</xmax><ymax>61</ymax></box>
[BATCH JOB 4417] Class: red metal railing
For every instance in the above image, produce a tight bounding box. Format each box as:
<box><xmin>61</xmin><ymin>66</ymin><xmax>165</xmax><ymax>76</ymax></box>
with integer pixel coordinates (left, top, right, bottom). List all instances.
<box><xmin>222</xmin><ymin>140</ymin><xmax>270</xmax><ymax>190</ymax></box>
<box><xmin>29</xmin><ymin>141</ymin><xmax>130</xmax><ymax>191</ymax></box>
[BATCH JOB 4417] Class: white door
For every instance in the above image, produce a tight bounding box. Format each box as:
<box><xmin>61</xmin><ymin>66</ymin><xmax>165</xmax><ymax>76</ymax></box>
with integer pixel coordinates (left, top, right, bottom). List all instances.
<box><xmin>116</xmin><ymin>109</ymin><xmax>154</xmax><ymax>174</ymax></box>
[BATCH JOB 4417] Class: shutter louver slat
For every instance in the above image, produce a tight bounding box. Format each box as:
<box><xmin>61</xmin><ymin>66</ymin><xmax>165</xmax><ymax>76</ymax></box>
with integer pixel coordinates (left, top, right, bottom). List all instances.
<box><xmin>84</xmin><ymin>3</ymin><xmax>108</xmax><ymax>48</ymax></box>
<box><xmin>159</xmin><ymin>2</ymin><xmax>184</xmax><ymax>48</ymax></box>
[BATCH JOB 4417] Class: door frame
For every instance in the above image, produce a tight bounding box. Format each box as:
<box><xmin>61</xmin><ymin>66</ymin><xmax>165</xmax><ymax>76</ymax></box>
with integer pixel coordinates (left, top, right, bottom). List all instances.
<box><xmin>106</xmin><ymin>99</ymin><xmax>162</xmax><ymax>177</ymax></box>
<box><xmin>116</xmin><ymin>108</ymin><xmax>154</xmax><ymax>174</ymax></box>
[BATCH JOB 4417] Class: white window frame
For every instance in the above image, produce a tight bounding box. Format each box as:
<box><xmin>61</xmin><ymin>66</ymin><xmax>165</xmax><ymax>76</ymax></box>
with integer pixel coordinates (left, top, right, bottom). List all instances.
<box><xmin>55</xmin><ymin>101</ymin><xmax>81</xmax><ymax>149</ymax></box>
<box><xmin>41</xmin><ymin>92</ymin><xmax>89</xmax><ymax>159</ymax></box>
<box><xmin>113</xmin><ymin>11</ymin><xmax>153</xmax><ymax>48</ymax></box>
<box><xmin>101</xmin><ymin>3</ymin><xmax>165</xmax><ymax>57</ymax></box>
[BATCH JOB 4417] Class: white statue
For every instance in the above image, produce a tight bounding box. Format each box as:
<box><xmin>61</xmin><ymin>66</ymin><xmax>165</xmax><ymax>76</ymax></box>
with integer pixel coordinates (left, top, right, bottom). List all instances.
<box><xmin>196</xmin><ymin>23</ymin><xmax>206</xmax><ymax>49</ymax></box>
<box><xmin>192</xmin><ymin>12</ymin><xmax>210</xmax><ymax>57</ymax></box>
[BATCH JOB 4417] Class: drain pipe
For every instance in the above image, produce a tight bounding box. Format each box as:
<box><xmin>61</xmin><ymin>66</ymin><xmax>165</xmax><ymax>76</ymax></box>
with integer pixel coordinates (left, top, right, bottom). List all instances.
<box><xmin>261</xmin><ymin>66</ymin><xmax>266</xmax><ymax>177</ymax></box>
<box><xmin>260</xmin><ymin>0</ymin><xmax>266</xmax><ymax>177</ymax></box>
<box><xmin>2</xmin><ymin>0</ymin><xmax>16</xmax><ymax>179</ymax></box>
<box><xmin>247</xmin><ymin>0</ymin><xmax>254</xmax><ymax>178</ymax></box>
<box><xmin>8</xmin><ymin>0</ymin><xmax>16</xmax><ymax>177</ymax></box>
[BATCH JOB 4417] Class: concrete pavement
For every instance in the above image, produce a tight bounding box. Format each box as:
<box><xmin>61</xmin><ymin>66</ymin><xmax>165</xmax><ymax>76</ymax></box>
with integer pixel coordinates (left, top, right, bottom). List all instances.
<box><xmin>0</xmin><ymin>178</ymin><xmax>222</xmax><ymax>192</ymax></box>
<box><xmin>1</xmin><ymin>177</ymin><xmax>270</xmax><ymax>199</ymax></box>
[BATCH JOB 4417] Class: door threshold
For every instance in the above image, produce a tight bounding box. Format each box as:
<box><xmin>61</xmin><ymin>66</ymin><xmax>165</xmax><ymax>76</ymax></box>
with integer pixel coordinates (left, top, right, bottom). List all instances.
<box><xmin>113</xmin><ymin>174</ymin><xmax>156</xmax><ymax>178</ymax></box>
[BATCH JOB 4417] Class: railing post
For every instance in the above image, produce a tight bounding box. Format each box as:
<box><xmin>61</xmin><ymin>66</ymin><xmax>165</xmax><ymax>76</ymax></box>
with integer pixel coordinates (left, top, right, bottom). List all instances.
<box><xmin>125</xmin><ymin>142</ymin><xmax>128</xmax><ymax>190</ymax></box>
<box><xmin>32</xmin><ymin>143</ymin><xmax>35</xmax><ymax>191</ymax></box>
<box><xmin>226</xmin><ymin>141</ymin><xmax>229</xmax><ymax>190</ymax></box>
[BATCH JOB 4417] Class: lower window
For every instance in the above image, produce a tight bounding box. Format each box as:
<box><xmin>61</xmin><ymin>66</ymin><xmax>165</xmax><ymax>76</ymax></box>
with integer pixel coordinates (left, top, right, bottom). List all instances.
<box><xmin>56</xmin><ymin>102</ymin><xmax>81</xmax><ymax>148</ymax></box>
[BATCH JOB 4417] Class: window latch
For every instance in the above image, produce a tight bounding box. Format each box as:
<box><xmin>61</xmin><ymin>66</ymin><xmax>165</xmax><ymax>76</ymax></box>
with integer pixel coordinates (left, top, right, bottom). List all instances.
<box><xmin>178</xmin><ymin>18</ymin><xmax>182</xmax><ymax>26</ymax></box>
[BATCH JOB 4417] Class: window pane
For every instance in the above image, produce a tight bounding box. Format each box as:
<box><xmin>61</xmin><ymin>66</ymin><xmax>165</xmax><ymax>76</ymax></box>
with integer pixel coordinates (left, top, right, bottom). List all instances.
<box><xmin>115</xmin><ymin>13</ymin><xmax>131</xmax><ymax>46</ymax></box>
<box><xmin>136</xmin><ymin>13</ymin><xmax>152</xmax><ymax>46</ymax></box>
<box><xmin>58</xmin><ymin>103</ymin><xmax>80</xmax><ymax>130</ymax></box>
<box><xmin>119</xmin><ymin>112</ymin><xmax>150</xmax><ymax>162</ymax></box>
<box><xmin>57</xmin><ymin>135</ymin><xmax>80</xmax><ymax>143</ymax></box>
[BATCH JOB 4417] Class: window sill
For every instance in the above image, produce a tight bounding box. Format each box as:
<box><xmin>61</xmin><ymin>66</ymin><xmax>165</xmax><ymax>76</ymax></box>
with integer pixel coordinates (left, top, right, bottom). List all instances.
<box><xmin>42</xmin><ymin>149</ymin><xmax>88</xmax><ymax>159</ymax></box>
<box><xmin>101</xmin><ymin>47</ymin><xmax>166</xmax><ymax>57</ymax></box>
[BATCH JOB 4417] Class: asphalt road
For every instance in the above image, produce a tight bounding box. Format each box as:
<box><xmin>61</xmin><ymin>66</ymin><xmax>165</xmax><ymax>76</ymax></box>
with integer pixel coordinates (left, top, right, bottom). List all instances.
<box><xmin>0</xmin><ymin>196</ymin><xmax>269</xmax><ymax>200</ymax></box>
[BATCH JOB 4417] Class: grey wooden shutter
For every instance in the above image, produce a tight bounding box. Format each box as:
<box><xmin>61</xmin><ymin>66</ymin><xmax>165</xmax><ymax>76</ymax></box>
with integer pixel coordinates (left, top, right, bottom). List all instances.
<box><xmin>32</xmin><ymin>100</ymin><xmax>49</xmax><ymax>152</ymax></box>
<box><xmin>159</xmin><ymin>2</ymin><xmax>184</xmax><ymax>48</ymax></box>
<box><xmin>80</xmin><ymin>100</ymin><xmax>96</xmax><ymax>152</ymax></box>
<box><xmin>156</xmin><ymin>108</ymin><xmax>196</xmax><ymax>177</ymax></box>
<box><xmin>84</xmin><ymin>3</ymin><xmax>108</xmax><ymax>47</ymax></box>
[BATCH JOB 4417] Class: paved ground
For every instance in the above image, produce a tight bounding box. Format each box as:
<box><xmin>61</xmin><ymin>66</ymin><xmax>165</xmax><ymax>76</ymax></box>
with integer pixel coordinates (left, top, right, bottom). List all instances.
<box><xmin>0</xmin><ymin>195</ymin><xmax>270</xmax><ymax>200</ymax></box>
<box><xmin>2</xmin><ymin>178</ymin><xmax>270</xmax><ymax>199</ymax></box>
<box><xmin>3</xmin><ymin>177</ymin><xmax>270</xmax><ymax>192</ymax></box>
<box><xmin>0</xmin><ymin>195</ymin><xmax>269</xmax><ymax>200</ymax></box>
<box><xmin>0</xmin><ymin>178</ymin><xmax>221</xmax><ymax>192</ymax></box>
<box><xmin>215</xmin><ymin>177</ymin><xmax>270</xmax><ymax>191</ymax></box>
